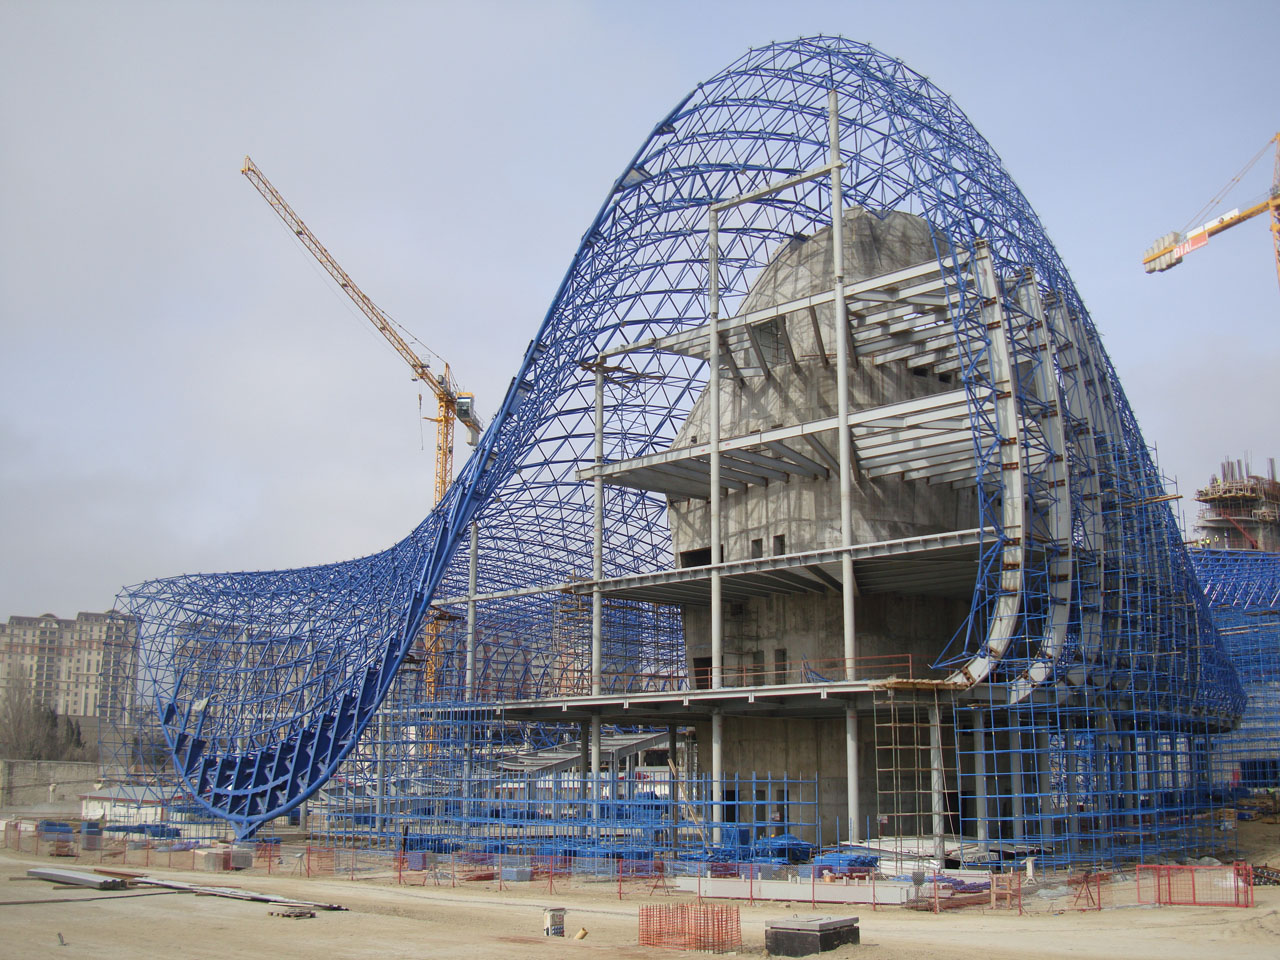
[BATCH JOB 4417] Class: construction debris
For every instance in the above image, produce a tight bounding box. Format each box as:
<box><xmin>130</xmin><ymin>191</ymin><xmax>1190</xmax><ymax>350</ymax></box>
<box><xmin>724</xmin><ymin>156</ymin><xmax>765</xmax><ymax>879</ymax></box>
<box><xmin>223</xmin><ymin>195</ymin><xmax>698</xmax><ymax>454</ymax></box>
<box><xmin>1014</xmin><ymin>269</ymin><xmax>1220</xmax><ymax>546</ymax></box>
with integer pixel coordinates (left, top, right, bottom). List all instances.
<box><xmin>127</xmin><ymin>876</ymin><xmax>346</xmax><ymax>910</ymax></box>
<box><xmin>1252</xmin><ymin>864</ymin><xmax>1280</xmax><ymax>886</ymax></box>
<box><xmin>82</xmin><ymin>869</ymin><xmax>346</xmax><ymax>910</ymax></box>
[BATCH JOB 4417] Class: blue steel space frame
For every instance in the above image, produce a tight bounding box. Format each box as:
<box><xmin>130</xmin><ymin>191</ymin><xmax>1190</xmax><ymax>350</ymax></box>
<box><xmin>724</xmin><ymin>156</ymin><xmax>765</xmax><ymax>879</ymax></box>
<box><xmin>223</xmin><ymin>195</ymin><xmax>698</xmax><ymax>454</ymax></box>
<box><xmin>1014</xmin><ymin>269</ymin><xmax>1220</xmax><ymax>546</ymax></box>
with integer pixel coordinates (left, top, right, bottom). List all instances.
<box><xmin>1191</xmin><ymin>549</ymin><xmax>1280</xmax><ymax>789</ymax></box>
<box><xmin>116</xmin><ymin>37</ymin><xmax>1244</xmax><ymax>839</ymax></box>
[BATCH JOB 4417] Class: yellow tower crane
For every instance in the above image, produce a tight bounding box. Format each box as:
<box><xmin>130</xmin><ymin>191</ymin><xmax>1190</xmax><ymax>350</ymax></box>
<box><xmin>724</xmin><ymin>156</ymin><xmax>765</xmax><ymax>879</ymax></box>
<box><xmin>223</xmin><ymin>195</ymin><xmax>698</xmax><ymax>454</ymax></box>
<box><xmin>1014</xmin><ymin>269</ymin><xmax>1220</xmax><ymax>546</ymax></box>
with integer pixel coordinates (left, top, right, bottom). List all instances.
<box><xmin>1142</xmin><ymin>132</ymin><xmax>1280</xmax><ymax>292</ymax></box>
<box><xmin>241</xmin><ymin>156</ymin><xmax>483</xmax><ymax>505</ymax></box>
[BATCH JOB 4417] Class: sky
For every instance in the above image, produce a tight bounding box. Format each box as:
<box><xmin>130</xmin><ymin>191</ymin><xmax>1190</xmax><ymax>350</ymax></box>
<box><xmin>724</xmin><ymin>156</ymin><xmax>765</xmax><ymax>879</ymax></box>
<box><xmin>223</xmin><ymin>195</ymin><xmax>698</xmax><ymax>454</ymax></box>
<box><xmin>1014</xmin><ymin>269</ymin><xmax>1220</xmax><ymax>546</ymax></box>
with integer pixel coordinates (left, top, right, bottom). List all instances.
<box><xmin>0</xmin><ymin>0</ymin><xmax>1275</xmax><ymax>618</ymax></box>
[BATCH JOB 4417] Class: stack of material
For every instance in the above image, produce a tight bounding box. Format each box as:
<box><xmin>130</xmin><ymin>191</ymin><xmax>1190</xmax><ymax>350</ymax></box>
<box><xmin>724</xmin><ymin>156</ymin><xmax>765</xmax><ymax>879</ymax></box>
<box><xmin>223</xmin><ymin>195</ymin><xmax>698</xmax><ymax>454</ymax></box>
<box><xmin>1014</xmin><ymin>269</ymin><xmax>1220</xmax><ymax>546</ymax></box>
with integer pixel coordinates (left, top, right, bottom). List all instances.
<box><xmin>28</xmin><ymin>868</ymin><xmax>127</xmax><ymax>890</ymax></box>
<box><xmin>194</xmin><ymin>848</ymin><xmax>230</xmax><ymax>872</ymax></box>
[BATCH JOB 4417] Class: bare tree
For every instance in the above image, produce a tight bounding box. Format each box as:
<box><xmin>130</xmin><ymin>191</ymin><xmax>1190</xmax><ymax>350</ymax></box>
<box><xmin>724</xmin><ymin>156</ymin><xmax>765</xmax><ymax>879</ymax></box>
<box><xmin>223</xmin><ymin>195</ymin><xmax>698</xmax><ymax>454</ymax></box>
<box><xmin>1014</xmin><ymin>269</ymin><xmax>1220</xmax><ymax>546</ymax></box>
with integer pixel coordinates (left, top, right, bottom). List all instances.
<box><xmin>0</xmin><ymin>675</ymin><xmax>96</xmax><ymax>762</ymax></box>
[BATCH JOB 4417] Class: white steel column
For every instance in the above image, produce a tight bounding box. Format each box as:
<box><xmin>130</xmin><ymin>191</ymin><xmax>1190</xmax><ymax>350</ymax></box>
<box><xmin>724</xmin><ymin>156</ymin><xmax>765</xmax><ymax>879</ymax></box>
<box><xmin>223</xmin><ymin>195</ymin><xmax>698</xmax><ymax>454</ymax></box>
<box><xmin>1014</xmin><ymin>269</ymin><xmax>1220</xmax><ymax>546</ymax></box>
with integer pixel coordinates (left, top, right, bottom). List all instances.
<box><xmin>1036</xmin><ymin>728</ymin><xmax>1053</xmax><ymax>846</ymax></box>
<box><xmin>829</xmin><ymin>90</ymin><xmax>855</xmax><ymax>682</ymax></box>
<box><xmin>711</xmin><ymin>708</ymin><xmax>724</xmax><ymax>843</ymax></box>
<box><xmin>375</xmin><ymin>709</ymin><xmax>386</xmax><ymax>835</ymax></box>
<box><xmin>592</xmin><ymin>363</ymin><xmax>605</xmax><ymax>696</ymax></box>
<box><xmin>462</xmin><ymin>521</ymin><xmax>479</xmax><ymax>805</ymax></box>
<box><xmin>708</xmin><ymin>212</ymin><xmax>723</xmax><ymax>691</ymax></box>
<box><xmin>591</xmin><ymin>713</ymin><xmax>602</xmax><ymax>826</ymax></box>
<box><xmin>1009</xmin><ymin>713</ymin><xmax>1025</xmax><ymax>841</ymax></box>
<box><xmin>973</xmin><ymin>709</ymin><xmax>989</xmax><ymax>843</ymax></box>
<box><xmin>829</xmin><ymin>90</ymin><xmax>860</xmax><ymax>843</ymax></box>
<box><xmin>465</xmin><ymin>522</ymin><xmax>478</xmax><ymax>698</ymax></box>
<box><xmin>1122</xmin><ymin>729</ymin><xmax>1137</xmax><ymax>828</ymax></box>
<box><xmin>928</xmin><ymin>701</ymin><xmax>947</xmax><ymax>868</ymax></box>
<box><xmin>1067</xmin><ymin>733</ymin><xmax>1081</xmax><ymax>855</ymax></box>
<box><xmin>845</xmin><ymin>706</ymin><xmax>859</xmax><ymax>841</ymax></box>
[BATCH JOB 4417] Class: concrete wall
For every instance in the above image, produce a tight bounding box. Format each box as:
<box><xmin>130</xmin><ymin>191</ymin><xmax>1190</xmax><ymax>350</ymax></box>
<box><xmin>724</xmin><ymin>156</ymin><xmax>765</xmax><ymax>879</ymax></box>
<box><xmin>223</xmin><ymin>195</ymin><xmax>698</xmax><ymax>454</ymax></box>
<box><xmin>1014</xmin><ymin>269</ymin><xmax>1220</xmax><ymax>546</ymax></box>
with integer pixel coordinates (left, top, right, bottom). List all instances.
<box><xmin>0</xmin><ymin>758</ymin><xmax>100</xmax><ymax>812</ymax></box>
<box><xmin>671</xmin><ymin>209</ymin><xmax>977</xmax><ymax>674</ymax></box>
<box><xmin>693</xmin><ymin>705</ymin><xmax>963</xmax><ymax>846</ymax></box>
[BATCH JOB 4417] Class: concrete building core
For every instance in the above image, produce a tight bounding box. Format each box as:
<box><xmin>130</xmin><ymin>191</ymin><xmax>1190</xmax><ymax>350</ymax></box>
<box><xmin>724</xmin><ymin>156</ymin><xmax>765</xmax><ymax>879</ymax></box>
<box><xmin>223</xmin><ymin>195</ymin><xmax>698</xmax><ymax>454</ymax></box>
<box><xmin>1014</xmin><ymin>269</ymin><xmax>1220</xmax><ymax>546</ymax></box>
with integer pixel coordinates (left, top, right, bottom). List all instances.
<box><xmin>668</xmin><ymin>210</ymin><xmax>976</xmax><ymax>842</ymax></box>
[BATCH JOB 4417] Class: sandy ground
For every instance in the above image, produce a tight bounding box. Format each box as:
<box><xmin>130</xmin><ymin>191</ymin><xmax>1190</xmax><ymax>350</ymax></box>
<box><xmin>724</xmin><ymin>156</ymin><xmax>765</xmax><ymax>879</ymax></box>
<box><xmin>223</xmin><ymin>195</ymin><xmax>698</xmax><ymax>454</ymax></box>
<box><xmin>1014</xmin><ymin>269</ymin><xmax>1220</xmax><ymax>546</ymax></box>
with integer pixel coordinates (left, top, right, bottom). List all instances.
<box><xmin>2</xmin><ymin>821</ymin><xmax>1278</xmax><ymax>960</ymax></box>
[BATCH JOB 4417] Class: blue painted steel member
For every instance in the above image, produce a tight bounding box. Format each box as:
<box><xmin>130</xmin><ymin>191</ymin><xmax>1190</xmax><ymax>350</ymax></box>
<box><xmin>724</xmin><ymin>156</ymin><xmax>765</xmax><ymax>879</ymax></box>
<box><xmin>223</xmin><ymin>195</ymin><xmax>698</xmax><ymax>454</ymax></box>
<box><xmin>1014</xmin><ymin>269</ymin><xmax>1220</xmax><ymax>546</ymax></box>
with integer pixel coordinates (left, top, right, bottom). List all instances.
<box><xmin>118</xmin><ymin>37</ymin><xmax>1243</xmax><ymax>838</ymax></box>
<box><xmin>1191</xmin><ymin>549</ymin><xmax>1280</xmax><ymax>790</ymax></box>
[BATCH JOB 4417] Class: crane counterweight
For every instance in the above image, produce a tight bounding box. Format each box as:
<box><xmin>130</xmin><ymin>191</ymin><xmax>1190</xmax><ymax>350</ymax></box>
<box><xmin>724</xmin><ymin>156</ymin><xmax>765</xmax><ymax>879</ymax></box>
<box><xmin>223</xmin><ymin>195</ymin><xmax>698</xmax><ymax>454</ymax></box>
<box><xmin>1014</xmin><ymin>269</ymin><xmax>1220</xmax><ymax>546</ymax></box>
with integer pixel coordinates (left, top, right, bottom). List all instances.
<box><xmin>1142</xmin><ymin>133</ymin><xmax>1280</xmax><ymax>293</ymax></box>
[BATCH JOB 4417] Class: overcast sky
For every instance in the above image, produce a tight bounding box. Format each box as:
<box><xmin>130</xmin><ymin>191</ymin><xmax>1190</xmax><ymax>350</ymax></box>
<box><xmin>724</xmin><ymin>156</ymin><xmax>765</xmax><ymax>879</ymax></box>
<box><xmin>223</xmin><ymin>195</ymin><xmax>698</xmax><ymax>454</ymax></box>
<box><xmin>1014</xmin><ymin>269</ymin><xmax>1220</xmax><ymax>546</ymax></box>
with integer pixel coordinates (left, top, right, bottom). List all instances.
<box><xmin>1</xmin><ymin>0</ymin><xmax>1275</xmax><ymax>618</ymax></box>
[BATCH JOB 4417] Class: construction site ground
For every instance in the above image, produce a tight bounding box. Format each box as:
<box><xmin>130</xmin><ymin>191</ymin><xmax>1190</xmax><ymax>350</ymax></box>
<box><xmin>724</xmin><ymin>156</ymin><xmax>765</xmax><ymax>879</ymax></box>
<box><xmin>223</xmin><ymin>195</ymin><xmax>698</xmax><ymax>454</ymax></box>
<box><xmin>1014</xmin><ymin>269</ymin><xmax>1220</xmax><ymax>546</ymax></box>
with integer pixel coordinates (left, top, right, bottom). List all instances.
<box><xmin>2</xmin><ymin>819</ymin><xmax>1278</xmax><ymax>960</ymax></box>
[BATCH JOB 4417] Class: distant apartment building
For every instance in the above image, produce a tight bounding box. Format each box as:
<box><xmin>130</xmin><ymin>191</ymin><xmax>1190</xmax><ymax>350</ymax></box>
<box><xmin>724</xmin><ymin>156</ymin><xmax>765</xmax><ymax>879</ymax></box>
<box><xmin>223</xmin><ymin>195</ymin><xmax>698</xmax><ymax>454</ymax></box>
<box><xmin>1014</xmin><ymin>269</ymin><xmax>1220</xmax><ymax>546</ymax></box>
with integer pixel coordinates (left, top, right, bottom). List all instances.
<box><xmin>0</xmin><ymin>611</ymin><xmax>135</xmax><ymax>727</ymax></box>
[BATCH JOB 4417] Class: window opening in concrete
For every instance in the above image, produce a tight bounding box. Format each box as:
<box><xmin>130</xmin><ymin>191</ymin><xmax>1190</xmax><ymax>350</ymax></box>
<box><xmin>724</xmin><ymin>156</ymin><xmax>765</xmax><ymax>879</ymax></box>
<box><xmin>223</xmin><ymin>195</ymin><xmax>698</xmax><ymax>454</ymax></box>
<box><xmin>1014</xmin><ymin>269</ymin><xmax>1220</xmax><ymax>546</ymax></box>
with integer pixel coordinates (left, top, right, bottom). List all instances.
<box><xmin>679</xmin><ymin>547</ymin><xmax>711</xmax><ymax>568</ymax></box>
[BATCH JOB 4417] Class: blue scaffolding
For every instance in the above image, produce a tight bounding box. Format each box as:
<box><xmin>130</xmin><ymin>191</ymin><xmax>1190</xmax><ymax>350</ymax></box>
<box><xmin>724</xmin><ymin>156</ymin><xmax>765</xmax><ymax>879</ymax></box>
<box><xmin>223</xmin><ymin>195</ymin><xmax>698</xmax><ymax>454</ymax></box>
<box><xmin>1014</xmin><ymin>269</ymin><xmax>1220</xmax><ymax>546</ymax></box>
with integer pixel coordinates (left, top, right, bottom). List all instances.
<box><xmin>1191</xmin><ymin>548</ymin><xmax>1280</xmax><ymax>791</ymax></box>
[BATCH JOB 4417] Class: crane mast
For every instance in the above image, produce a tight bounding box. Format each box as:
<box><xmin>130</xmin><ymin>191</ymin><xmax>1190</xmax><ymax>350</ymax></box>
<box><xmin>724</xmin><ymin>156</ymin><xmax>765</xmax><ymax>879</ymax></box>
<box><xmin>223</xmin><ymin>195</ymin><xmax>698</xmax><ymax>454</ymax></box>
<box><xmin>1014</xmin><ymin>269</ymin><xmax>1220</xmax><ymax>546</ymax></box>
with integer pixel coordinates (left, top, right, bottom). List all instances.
<box><xmin>1142</xmin><ymin>133</ymin><xmax>1280</xmax><ymax>292</ymax></box>
<box><xmin>241</xmin><ymin>156</ymin><xmax>482</xmax><ymax>504</ymax></box>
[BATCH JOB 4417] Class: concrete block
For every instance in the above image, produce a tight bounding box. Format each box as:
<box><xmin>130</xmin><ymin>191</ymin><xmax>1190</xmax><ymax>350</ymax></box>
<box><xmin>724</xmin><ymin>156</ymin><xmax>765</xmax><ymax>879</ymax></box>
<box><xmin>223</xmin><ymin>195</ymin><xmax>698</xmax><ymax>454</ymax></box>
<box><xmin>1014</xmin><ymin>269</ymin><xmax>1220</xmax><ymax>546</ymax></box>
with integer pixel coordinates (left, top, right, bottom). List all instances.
<box><xmin>765</xmin><ymin>916</ymin><xmax>860</xmax><ymax>956</ymax></box>
<box><xmin>193</xmin><ymin>848</ymin><xmax>229</xmax><ymax>871</ymax></box>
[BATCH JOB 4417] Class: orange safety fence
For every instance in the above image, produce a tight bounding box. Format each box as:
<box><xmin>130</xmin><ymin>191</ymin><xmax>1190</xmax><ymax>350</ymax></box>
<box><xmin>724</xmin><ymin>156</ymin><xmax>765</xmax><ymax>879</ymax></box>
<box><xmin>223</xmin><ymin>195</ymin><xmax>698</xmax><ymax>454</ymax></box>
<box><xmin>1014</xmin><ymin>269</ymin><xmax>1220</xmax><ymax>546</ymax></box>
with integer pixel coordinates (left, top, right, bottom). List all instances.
<box><xmin>306</xmin><ymin>845</ymin><xmax>336</xmax><ymax>877</ymax></box>
<box><xmin>1135</xmin><ymin>862</ymin><xmax>1254</xmax><ymax>907</ymax></box>
<box><xmin>639</xmin><ymin>904</ymin><xmax>741</xmax><ymax>953</ymax></box>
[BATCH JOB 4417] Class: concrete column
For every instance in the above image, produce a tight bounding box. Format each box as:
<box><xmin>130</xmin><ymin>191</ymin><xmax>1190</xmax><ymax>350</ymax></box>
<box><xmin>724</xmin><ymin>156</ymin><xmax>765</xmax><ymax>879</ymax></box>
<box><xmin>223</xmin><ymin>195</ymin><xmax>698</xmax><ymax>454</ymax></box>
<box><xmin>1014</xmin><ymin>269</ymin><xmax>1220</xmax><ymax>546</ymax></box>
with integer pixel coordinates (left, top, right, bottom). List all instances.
<box><xmin>845</xmin><ymin>706</ymin><xmax>860</xmax><ymax>842</ymax></box>
<box><xmin>928</xmin><ymin>701</ymin><xmax>947</xmax><ymax>868</ymax></box>
<box><xmin>711</xmin><ymin>709</ymin><xmax>723</xmax><ymax>843</ymax></box>
<box><xmin>973</xmin><ymin>709</ymin><xmax>989</xmax><ymax>843</ymax></box>
<box><xmin>1009</xmin><ymin>713</ymin><xmax>1025</xmax><ymax>841</ymax></box>
<box><xmin>707</xmin><ymin>213</ymin><xmax>723</xmax><ymax>691</ymax></box>
<box><xmin>591</xmin><ymin>364</ymin><xmax>604</xmax><ymax>696</ymax></box>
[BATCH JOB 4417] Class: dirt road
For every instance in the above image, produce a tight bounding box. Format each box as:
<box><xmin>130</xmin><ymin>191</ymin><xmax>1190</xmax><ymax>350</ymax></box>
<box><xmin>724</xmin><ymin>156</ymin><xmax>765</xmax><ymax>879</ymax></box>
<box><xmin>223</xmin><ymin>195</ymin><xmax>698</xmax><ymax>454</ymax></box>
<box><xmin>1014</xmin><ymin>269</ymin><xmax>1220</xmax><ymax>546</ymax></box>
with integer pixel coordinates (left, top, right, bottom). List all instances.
<box><xmin>2</xmin><ymin>846</ymin><xmax>1278</xmax><ymax>959</ymax></box>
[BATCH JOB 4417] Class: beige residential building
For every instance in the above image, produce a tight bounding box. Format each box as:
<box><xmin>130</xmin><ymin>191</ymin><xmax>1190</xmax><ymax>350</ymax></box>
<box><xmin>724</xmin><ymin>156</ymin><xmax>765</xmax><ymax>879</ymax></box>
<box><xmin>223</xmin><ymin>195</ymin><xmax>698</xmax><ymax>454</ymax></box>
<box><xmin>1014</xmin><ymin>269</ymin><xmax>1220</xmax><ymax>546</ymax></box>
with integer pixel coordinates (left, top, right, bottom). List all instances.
<box><xmin>0</xmin><ymin>611</ymin><xmax>135</xmax><ymax>730</ymax></box>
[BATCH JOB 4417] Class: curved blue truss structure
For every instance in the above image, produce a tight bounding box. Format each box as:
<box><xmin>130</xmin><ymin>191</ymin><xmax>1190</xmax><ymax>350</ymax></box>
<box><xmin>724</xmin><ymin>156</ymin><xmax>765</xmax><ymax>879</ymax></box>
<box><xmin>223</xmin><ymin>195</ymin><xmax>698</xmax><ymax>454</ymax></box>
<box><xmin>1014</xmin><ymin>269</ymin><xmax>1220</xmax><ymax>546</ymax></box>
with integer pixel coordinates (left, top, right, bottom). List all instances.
<box><xmin>1191</xmin><ymin>549</ymin><xmax>1280</xmax><ymax>790</ymax></box>
<box><xmin>117</xmin><ymin>37</ymin><xmax>1243</xmax><ymax>839</ymax></box>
